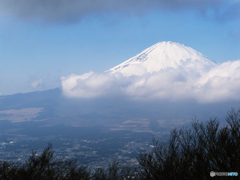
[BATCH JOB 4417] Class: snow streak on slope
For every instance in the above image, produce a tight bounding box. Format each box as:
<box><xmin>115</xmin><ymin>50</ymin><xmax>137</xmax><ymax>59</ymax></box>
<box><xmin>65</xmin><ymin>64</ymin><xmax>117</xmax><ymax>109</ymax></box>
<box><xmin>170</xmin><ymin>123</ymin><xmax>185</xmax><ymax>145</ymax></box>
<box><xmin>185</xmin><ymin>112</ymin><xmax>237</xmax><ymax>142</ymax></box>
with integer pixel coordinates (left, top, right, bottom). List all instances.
<box><xmin>106</xmin><ymin>41</ymin><xmax>216</xmax><ymax>76</ymax></box>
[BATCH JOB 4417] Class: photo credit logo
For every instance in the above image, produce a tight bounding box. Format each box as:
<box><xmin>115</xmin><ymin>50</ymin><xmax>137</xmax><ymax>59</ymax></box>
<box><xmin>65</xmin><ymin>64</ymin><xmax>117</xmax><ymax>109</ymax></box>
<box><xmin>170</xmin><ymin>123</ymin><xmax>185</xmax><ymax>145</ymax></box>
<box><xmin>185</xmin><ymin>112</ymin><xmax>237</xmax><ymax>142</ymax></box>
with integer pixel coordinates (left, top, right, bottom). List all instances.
<box><xmin>210</xmin><ymin>171</ymin><xmax>238</xmax><ymax>177</ymax></box>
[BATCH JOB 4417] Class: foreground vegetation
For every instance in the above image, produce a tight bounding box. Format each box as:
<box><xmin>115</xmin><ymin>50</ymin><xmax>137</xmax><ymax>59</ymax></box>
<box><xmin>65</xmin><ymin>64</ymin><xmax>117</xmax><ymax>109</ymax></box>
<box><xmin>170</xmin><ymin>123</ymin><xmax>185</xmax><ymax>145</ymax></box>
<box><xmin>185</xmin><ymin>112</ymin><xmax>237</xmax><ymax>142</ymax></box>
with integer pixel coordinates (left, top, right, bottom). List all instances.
<box><xmin>1</xmin><ymin>108</ymin><xmax>240</xmax><ymax>180</ymax></box>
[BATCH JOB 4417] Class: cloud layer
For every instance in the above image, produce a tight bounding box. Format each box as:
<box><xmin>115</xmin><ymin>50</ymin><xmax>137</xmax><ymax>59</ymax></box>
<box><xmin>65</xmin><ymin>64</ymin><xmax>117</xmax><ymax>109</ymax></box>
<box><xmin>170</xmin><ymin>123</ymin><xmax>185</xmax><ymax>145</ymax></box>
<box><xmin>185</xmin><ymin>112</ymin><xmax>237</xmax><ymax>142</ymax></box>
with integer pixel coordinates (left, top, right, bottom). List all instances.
<box><xmin>61</xmin><ymin>60</ymin><xmax>240</xmax><ymax>103</ymax></box>
<box><xmin>0</xmin><ymin>0</ymin><xmax>239</xmax><ymax>23</ymax></box>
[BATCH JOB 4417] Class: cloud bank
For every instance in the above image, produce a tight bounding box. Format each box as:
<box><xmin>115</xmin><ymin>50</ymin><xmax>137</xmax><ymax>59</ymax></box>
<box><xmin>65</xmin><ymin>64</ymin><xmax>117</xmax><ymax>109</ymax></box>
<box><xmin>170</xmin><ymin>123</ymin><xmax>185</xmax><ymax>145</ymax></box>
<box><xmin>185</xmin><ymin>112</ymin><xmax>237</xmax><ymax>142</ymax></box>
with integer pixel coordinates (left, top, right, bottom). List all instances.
<box><xmin>61</xmin><ymin>60</ymin><xmax>240</xmax><ymax>103</ymax></box>
<box><xmin>0</xmin><ymin>0</ymin><xmax>239</xmax><ymax>23</ymax></box>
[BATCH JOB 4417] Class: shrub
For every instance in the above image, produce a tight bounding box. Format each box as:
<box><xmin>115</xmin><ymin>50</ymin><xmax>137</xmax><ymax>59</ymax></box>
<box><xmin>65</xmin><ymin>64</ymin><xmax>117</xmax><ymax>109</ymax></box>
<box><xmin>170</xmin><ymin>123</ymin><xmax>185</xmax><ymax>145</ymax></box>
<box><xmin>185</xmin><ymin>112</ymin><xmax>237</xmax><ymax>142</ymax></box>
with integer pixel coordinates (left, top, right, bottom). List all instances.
<box><xmin>137</xmin><ymin>108</ymin><xmax>240</xmax><ymax>180</ymax></box>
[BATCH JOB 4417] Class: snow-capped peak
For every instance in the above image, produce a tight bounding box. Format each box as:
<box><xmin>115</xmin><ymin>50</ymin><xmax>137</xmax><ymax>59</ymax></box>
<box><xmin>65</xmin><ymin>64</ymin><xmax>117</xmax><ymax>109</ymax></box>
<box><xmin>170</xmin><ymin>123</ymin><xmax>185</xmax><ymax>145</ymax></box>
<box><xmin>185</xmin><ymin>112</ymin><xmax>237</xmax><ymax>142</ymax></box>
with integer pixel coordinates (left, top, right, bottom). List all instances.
<box><xmin>106</xmin><ymin>41</ymin><xmax>216</xmax><ymax>76</ymax></box>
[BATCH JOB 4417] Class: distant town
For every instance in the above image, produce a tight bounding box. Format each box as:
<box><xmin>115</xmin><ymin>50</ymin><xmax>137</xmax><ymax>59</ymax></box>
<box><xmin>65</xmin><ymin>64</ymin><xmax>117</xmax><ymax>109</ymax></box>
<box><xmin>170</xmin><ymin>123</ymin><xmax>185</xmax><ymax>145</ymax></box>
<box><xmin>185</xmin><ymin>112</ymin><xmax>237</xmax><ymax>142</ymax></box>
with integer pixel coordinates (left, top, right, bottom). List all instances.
<box><xmin>0</xmin><ymin>121</ymin><xmax>172</xmax><ymax>170</ymax></box>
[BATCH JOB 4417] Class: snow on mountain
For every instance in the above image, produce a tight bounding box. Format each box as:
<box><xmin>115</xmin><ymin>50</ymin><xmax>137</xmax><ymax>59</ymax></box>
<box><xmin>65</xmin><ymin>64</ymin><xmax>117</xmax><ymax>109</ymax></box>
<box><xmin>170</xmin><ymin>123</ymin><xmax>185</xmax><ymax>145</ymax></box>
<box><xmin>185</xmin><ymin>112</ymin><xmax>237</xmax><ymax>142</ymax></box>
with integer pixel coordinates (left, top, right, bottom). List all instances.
<box><xmin>106</xmin><ymin>41</ymin><xmax>217</xmax><ymax>76</ymax></box>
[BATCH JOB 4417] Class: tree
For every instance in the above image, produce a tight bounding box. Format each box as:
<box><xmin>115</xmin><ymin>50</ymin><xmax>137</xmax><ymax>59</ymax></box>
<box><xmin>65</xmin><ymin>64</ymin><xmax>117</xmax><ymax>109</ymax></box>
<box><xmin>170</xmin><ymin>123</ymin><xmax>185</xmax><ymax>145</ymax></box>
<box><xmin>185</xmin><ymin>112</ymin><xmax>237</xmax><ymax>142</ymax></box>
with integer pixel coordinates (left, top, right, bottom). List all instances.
<box><xmin>0</xmin><ymin>143</ymin><xmax>90</xmax><ymax>180</ymax></box>
<box><xmin>92</xmin><ymin>159</ymin><xmax>138</xmax><ymax>180</ymax></box>
<box><xmin>1</xmin><ymin>108</ymin><xmax>240</xmax><ymax>180</ymax></box>
<box><xmin>137</xmin><ymin>108</ymin><xmax>240</xmax><ymax>180</ymax></box>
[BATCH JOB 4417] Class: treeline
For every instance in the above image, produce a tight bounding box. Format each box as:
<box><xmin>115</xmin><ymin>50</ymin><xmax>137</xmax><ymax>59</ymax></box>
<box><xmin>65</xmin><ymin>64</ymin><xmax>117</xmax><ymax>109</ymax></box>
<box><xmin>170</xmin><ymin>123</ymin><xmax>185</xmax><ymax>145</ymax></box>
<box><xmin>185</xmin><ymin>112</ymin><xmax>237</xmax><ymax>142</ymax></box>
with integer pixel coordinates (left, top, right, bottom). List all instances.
<box><xmin>1</xmin><ymin>108</ymin><xmax>240</xmax><ymax>180</ymax></box>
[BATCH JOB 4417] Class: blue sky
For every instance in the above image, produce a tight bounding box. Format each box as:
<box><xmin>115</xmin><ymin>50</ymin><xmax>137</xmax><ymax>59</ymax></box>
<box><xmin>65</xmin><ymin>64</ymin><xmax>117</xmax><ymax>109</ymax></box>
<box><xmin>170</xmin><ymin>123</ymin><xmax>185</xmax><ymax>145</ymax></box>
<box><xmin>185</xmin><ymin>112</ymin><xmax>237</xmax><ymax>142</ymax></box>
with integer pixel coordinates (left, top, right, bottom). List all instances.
<box><xmin>0</xmin><ymin>0</ymin><xmax>240</xmax><ymax>95</ymax></box>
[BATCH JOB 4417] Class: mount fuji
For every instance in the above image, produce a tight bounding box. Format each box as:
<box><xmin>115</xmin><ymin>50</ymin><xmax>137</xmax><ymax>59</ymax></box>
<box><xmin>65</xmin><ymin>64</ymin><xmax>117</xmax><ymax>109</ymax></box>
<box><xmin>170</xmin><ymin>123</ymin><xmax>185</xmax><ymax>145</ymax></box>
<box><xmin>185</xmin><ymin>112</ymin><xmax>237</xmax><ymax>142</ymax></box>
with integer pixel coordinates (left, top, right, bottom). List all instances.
<box><xmin>106</xmin><ymin>41</ymin><xmax>217</xmax><ymax>76</ymax></box>
<box><xmin>61</xmin><ymin>40</ymin><xmax>240</xmax><ymax>103</ymax></box>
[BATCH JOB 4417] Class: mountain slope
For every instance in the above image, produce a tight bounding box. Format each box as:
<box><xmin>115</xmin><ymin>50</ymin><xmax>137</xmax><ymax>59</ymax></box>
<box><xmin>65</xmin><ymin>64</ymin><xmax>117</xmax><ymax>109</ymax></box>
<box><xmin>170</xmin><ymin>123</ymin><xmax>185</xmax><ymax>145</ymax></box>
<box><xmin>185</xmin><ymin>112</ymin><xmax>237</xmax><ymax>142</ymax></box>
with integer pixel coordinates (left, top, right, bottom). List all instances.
<box><xmin>106</xmin><ymin>41</ymin><xmax>216</xmax><ymax>76</ymax></box>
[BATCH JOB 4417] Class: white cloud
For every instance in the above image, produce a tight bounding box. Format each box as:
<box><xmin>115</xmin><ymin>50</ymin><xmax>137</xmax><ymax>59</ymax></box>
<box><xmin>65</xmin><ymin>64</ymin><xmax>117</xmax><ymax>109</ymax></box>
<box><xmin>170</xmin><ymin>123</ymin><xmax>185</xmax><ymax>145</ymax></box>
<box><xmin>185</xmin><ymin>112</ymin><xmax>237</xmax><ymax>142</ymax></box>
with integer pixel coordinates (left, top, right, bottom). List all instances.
<box><xmin>31</xmin><ymin>79</ymin><xmax>43</xmax><ymax>89</ymax></box>
<box><xmin>61</xmin><ymin>72</ymin><xmax>117</xmax><ymax>98</ymax></box>
<box><xmin>61</xmin><ymin>60</ymin><xmax>240</xmax><ymax>103</ymax></box>
<box><xmin>194</xmin><ymin>60</ymin><xmax>240</xmax><ymax>103</ymax></box>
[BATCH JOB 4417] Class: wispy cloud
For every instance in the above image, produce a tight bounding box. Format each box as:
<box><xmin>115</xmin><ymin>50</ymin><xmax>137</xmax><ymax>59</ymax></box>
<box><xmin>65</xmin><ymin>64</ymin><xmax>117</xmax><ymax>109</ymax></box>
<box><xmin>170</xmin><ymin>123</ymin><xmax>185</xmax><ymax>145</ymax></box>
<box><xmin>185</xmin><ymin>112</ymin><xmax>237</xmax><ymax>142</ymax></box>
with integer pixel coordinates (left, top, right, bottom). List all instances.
<box><xmin>214</xmin><ymin>0</ymin><xmax>240</xmax><ymax>22</ymax></box>
<box><xmin>31</xmin><ymin>79</ymin><xmax>43</xmax><ymax>89</ymax></box>
<box><xmin>0</xmin><ymin>0</ymin><xmax>238</xmax><ymax>24</ymax></box>
<box><xmin>61</xmin><ymin>60</ymin><xmax>240</xmax><ymax>103</ymax></box>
